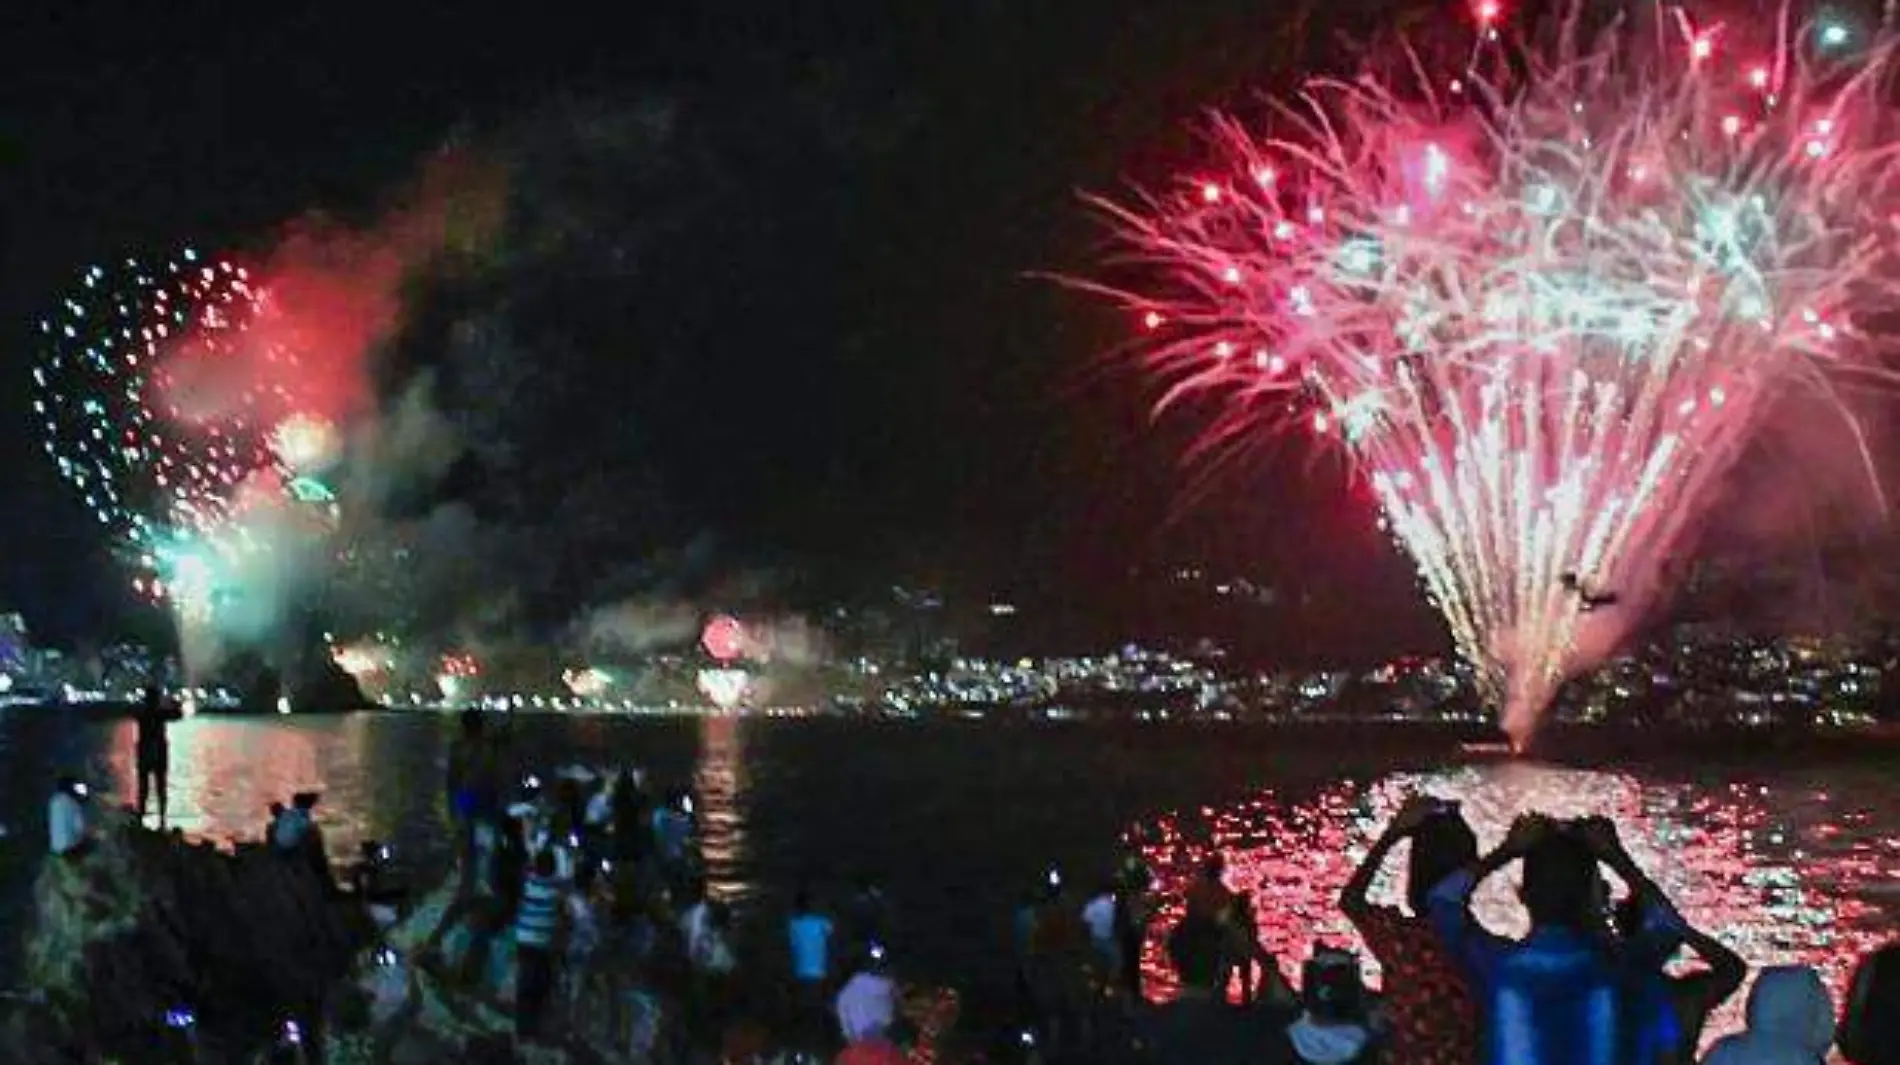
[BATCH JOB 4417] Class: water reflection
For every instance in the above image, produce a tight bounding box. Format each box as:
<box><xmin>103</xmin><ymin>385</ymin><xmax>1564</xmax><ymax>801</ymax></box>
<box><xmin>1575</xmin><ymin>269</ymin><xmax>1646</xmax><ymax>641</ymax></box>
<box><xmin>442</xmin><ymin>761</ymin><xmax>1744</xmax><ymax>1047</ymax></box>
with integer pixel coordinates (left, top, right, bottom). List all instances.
<box><xmin>1130</xmin><ymin>762</ymin><xmax>1900</xmax><ymax>1046</ymax></box>
<box><xmin>695</xmin><ymin>715</ymin><xmax>750</xmax><ymax>903</ymax></box>
<box><xmin>103</xmin><ymin>714</ymin><xmax>377</xmax><ymax>855</ymax></box>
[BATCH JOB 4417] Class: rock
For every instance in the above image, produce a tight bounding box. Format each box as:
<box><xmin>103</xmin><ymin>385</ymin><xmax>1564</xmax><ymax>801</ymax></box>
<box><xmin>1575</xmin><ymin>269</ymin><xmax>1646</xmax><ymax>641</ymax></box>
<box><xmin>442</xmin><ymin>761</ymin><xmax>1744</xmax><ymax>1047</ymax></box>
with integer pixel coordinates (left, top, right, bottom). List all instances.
<box><xmin>297</xmin><ymin>657</ymin><xmax>378</xmax><ymax>713</ymax></box>
<box><xmin>327</xmin><ymin>876</ymin><xmax>637</xmax><ymax>1064</ymax></box>
<box><xmin>7</xmin><ymin>810</ymin><xmax>366</xmax><ymax>1061</ymax></box>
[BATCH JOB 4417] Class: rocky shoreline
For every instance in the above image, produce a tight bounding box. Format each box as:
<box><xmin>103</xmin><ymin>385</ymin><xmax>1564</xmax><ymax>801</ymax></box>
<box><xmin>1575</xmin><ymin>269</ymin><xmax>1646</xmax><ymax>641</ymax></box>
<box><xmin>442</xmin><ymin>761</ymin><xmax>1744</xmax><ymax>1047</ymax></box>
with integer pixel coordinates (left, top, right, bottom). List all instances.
<box><xmin>9</xmin><ymin>810</ymin><xmax>362</xmax><ymax>1062</ymax></box>
<box><xmin>6</xmin><ymin>815</ymin><xmax>961</xmax><ymax>1064</ymax></box>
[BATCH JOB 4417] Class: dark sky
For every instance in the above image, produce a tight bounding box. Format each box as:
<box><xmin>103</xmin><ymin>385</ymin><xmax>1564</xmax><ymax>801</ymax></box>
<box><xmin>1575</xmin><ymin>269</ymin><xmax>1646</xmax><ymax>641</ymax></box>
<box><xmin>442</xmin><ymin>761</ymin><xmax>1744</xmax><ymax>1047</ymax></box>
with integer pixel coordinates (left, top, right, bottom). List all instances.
<box><xmin>0</xmin><ymin>0</ymin><xmax>1453</xmax><ymax>655</ymax></box>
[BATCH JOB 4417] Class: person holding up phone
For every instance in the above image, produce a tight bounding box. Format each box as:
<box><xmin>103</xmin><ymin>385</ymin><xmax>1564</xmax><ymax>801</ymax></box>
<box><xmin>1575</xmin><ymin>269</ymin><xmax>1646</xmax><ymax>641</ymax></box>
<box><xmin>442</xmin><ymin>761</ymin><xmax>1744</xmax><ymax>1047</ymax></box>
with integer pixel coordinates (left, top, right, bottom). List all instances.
<box><xmin>1425</xmin><ymin>813</ymin><xmax>1684</xmax><ymax>1065</ymax></box>
<box><xmin>135</xmin><ymin>684</ymin><xmax>183</xmax><ymax>825</ymax></box>
<box><xmin>1338</xmin><ymin>794</ymin><xmax>1482</xmax><ymax>1065</ymax></box>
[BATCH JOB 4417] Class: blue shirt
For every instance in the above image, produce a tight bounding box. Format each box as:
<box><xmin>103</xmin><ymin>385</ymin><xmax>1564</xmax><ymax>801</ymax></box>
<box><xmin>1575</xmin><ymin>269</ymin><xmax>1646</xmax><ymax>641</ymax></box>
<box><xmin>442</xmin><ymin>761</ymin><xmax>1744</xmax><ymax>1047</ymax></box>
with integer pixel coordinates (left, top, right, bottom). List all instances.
<box><xmin>788</xmin><ymin>913</ymin><xmax>835</xmax><ymax>982</ymax></box>
<box><xmin>653</xmin><ymin>808</ymin><xmax>693</xmax><ymax>863</ymax></box>
<box><xmin>1428</xmin><ymin>870</ymin><xmax>1660</xmax><ymax>1065</ymax></box>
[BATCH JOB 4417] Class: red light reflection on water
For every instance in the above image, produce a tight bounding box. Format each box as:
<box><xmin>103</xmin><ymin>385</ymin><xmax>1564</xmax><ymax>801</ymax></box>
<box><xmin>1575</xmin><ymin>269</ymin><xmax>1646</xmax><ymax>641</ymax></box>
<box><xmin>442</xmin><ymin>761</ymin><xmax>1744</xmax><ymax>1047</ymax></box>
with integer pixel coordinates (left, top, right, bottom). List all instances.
<box><xmin>1129</xmin><ymin>763</ymin><xmax>1899</xmax><ymax>1047</ymax></box>
<box><xmin>105</xmin><ymin>716</ymin><xmax>372</xmax><ymax>853</ymax></box>
<box><xmin>695</xmin><ymin>715</ymin><xmax>751</xmax><ymax>903</ymax></box>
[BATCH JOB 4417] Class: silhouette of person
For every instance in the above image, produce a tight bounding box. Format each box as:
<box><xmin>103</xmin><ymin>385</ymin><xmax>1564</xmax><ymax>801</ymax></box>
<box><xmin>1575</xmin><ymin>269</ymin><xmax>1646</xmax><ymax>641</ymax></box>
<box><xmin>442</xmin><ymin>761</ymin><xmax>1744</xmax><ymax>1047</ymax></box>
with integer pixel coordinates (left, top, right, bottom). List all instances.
<box><xmin>135</xmin><ymin>684</ymin><xmax>182</xmax><ymax>824</ymax></box>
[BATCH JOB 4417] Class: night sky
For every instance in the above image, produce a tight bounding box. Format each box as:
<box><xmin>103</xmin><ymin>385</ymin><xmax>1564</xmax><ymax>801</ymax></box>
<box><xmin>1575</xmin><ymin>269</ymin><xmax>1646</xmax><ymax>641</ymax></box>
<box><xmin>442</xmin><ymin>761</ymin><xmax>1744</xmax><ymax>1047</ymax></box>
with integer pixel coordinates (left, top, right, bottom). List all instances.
<box><xmin>2</xmin><ymin>1</ymin><xmax>1506</xmax><ymax>657</ymax></box>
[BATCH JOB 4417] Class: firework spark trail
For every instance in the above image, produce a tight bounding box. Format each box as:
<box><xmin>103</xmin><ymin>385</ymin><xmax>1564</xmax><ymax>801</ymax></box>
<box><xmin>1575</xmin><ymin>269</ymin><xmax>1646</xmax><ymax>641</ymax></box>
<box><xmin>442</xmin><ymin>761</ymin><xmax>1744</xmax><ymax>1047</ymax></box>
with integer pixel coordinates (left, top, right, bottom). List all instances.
<box><xmin>32</xmin><ymin>252</ymin><xmax>315</xmax><ymax>614</ymax></box>
<box><xmin>36</xmin><ymin>254</ymin><xmax>278</xmax><ymax>540</ymax></box>
<box><xmin>1088</xmin><ymin>3</ymin><xmax>1900</xmax><ymax>746</ymax></box>
<box><xmin>32</xmin><ymin>248</ymin><xmax>365</xmax><ymax>645</ymax></box>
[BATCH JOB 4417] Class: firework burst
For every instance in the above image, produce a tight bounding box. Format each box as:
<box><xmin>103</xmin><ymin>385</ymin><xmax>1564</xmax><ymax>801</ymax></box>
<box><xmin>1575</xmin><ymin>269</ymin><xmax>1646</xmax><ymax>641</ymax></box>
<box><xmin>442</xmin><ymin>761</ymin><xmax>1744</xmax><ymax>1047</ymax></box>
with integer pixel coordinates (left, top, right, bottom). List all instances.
<box><xmin>33</xmin><ymin>250</ymin><xmax>344</xmax><ymax>620</ymax></box>
<box><xmin>34</xmin><ymin>252</ymin><xmax>288</xmax><ymax>543</ymax></box>
<box><xmin>1088</xmin><ymin>4</ymin><xmax>1900</xmax><ymax>746</ymax></box>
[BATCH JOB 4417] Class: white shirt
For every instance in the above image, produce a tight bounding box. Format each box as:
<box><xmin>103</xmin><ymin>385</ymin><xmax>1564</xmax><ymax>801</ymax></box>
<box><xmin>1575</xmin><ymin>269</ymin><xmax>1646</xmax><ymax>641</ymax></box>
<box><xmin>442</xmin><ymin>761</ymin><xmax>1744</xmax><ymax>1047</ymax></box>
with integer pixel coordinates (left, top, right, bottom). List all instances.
<box><xmin>835</xmin><ymin>971</ymin><xmax>898</xmax><ymax>1044</ymax></box>
<box><xmin>48</xmin><ymin>791</ymin><xmax>87</xmax><ymax>856</ymax></box>
<box><xmin>1082</xmin><ymin>893</ymin><xmax>1118</xmax><ymax>943</ymax></box>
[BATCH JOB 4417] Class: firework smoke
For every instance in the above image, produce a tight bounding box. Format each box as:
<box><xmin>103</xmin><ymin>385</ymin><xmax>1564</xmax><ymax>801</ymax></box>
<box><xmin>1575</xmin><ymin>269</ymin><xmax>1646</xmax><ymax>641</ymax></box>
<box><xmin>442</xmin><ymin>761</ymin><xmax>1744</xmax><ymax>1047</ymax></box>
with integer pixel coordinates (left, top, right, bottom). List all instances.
<box><xmin>577</xmin><ymin>599</ymin><xmax>706</xmax><ymax>657</ymax></box>
<box><xmin>172</xmin><ymin>157</ymin><xmax>501</xmax><ymax>679</ymax></box>
<box><xmin>1089</xmin><ymin>3</ymin><xmax>1900</xmax><ymax>746</ymax></box>
<box><xmin>39</xmin><ymin>93</ymin><xmax>852</xmax><ymax>698</ymax></box>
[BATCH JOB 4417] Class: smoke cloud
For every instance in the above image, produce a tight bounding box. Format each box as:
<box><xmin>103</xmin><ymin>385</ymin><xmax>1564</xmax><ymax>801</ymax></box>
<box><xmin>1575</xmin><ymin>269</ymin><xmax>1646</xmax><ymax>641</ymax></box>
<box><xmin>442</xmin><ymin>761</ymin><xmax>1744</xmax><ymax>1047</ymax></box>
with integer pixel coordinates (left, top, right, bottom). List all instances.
<box><xmin>168</xmin><ymin>151</ymin><xmax>505</xmax><ymax>682</ymax></box>
<box><xmin>167</xmin><ymin>97</ymin><xmax>844</xmax><ymax>701</ymax></box>
<box><xmin>577</xmin><ymin>600</ymin><xmax>705</xmax><ymax>657</ymax></box>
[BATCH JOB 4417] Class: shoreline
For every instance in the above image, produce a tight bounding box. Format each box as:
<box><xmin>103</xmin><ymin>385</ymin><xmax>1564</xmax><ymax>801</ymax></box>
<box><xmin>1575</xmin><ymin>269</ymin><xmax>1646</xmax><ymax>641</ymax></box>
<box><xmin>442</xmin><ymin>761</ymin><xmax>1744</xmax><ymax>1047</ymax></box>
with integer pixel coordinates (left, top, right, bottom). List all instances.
<box><xmin>15</xmin><ymin>697</ymin><xmax>1900</xmax><ymax>749</ymax></box>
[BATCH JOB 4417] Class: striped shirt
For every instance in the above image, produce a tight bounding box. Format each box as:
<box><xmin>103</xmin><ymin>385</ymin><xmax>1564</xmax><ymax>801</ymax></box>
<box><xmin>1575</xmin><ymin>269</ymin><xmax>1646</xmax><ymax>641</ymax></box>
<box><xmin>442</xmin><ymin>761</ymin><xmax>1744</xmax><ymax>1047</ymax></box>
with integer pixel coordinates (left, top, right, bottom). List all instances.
<box><xmin>517</xmin><ymin>873</ymin><xmax>566</xmax><ymax>948</ymax></box>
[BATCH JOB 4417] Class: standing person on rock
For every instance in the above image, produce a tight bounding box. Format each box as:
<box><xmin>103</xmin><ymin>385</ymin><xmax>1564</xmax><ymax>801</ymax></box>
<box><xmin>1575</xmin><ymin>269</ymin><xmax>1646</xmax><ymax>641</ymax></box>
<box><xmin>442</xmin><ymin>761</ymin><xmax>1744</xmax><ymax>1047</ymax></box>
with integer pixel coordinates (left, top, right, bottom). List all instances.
<box><xmin>515</xmin><ymin>847</ymin><xmax>568</xmax><ymax>1044</ymax></box>
<box><xmin>1113</xmin><ymin>850</ymin><xmax>1154</xmax><ymax>1002</ymax></box>
<box><xmin>135</xmin><ymin>684</ymin><xmax>182</xmax><ymax>825</ymax></box>
<box><xmin>447</xmin><ymin>710</ymin><xmax>501</xmax><ymax>887</ymax></box>
<box><xmin>788</xmin><ymin>887</ymin><xmax>838</xmax><ymax>999</ymax></box>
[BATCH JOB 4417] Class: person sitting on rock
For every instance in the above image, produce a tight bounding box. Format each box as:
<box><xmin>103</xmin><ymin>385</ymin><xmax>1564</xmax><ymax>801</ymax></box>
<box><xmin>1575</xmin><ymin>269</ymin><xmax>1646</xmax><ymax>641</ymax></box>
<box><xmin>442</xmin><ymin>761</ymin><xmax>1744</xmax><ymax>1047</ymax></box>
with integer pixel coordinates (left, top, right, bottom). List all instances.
<box><xmin>270</xmin><ymin>797</ymin><xmax>309</xmax><ymax>851</ymax></box>
<box><xmin>47</xmin><ymin>775</ymin><xmax>91</xmax><ymax>858</ymax></box>
<box><xmin>271</xmin><ymin>792</ymin><xmax>333</xmax><ymax>889</ymax></box>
